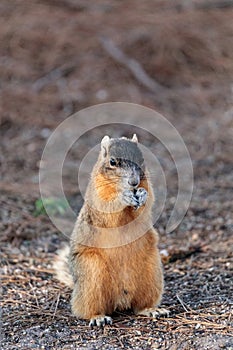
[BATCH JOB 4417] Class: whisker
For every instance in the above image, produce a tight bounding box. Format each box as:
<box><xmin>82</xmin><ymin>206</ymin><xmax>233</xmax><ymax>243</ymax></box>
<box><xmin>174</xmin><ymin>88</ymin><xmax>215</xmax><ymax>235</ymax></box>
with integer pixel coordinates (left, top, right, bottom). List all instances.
<box><xmin>94</xmin><ymin>179</ymin><xmax>121</xmax><ymax>190</ymax></box>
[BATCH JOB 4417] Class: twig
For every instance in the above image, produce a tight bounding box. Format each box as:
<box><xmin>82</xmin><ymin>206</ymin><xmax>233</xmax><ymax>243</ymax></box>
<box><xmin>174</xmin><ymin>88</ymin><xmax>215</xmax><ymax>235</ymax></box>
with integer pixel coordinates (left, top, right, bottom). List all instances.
<box><xmin>37</xmin><ymin>0</ymin><xmax>87</xmax><ymax>12</ymax></box>
<box><xmin>175</xmin><ymin>0</ymin><xmax>233</xmax><ymax>11</ymax></box>
<box><xmin>196</xmin><ymin>0</ymin><xmax>233</xmax><ymax>10</ymax></box>
<box><xmin>52</xmin><ymin>293</ymin><xmax>60</xmax><ymax>319</ymax></box>
<box><xmin>99</xmin><ymin>36</ymin><xmax>166</xmax><ymax>94</ymax></box>
<box><xmin>176</xmin><ymin>294</ymin><xmax>189</xmax><ymax>312</ymax></box>
<box><xmin>29</xmin><ymin>282</ymin><xmax>40</xmax><ymax>308</ymax></box>
<box><xmin>32</xmin><ymin>63</ymin><xmax>75</xmax><ymax>92</ymax></box>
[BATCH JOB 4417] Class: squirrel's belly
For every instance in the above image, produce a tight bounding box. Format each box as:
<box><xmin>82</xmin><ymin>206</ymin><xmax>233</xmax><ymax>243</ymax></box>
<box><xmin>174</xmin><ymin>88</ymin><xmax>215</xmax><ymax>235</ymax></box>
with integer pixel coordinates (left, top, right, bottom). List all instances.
<box><xmin>114</xmin><ymin>270</ymin><xmax>136</xmax><ymax>311</ymax></box>
<box><xmin>115</xmin><ymin>290</ymin><xmax>132</xmax><ymax>311</ymax></box>
<box><xmin>106</xmin><ymin>247</ymin><xmax>143</xmax><ymax>311</ymax></box>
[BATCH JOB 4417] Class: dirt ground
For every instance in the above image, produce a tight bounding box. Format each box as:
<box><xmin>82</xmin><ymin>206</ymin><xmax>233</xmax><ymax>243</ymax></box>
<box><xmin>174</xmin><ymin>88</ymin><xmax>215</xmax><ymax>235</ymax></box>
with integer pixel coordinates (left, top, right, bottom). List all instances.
<box><xmin>0</xmin><ymin>1</ymin><xmax>233</xmax><ymax>349</ymax></box>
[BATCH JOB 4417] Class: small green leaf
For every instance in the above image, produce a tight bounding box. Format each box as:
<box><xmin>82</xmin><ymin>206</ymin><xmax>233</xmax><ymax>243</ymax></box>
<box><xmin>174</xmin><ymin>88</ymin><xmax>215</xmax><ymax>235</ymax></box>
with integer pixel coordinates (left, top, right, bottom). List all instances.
<box><xmin>33</xmin><ymin>197</ymin><xmax>69</xmax><ymax>217</ymax></box>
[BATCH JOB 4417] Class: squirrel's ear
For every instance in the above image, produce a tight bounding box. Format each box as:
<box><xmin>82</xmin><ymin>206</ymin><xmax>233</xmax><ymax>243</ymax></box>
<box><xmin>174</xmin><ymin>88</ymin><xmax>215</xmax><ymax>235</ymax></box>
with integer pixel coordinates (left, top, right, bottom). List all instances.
<box><xmin>132</xmin><ymin>134</ymin><xmax>138</xmax><ymax>143</ymax></box>
<box><xmin>101</xmin><ymin>135</ymin><xmax>110</xmax><ymax>157</ymax></box>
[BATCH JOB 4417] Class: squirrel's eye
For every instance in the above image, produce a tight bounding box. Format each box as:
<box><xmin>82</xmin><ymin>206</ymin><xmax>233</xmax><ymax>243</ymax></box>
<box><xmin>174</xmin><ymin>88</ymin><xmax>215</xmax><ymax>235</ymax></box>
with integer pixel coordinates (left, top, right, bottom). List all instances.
<box><xmin>109</xmin><ymin>158</ymin><xmax>117</xmax><ymax>167</ymax></box>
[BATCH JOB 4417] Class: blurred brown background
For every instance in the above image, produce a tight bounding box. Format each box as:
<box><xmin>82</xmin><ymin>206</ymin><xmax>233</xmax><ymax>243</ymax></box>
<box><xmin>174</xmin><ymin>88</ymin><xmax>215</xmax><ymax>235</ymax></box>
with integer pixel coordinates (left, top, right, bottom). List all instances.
<box><xmin>1</xmin><ymin>1</ymin><xmax>233</xmax><ymax>349</ymax></box>
<box><xmin>1</xmin><ymin>0</ymin><xmax>233</xmax><ymax>185</ymax></box>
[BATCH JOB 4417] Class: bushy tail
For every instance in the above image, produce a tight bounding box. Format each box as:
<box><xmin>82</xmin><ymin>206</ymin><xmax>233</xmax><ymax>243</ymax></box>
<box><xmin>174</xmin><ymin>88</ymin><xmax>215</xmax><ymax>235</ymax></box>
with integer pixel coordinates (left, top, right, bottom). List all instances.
<box><xmin>53</xmin><ymin>245</ymin><xmax>74</xmax><ymax>289</ymax></box>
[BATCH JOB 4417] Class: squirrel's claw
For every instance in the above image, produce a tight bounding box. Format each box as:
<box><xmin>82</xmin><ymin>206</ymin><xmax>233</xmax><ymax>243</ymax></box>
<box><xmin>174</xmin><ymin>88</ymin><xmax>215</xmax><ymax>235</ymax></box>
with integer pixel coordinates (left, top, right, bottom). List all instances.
<box><xmin>89</xmin><ymin>315</ymin><xmax>113</xmax><ymax>328</ymax></box>
<box><xmin>136</xmin><ymin>307</ymin><xmax>170</xmax><ymax>318</ymax></box>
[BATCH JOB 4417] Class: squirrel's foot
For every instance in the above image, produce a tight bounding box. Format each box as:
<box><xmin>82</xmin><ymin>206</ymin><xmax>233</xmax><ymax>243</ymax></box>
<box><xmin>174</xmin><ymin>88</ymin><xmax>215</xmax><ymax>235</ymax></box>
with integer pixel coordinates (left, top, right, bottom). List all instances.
<box><xmin>122</xmin><ymin>188</ymin><xmax>147</xmax><ymax>209</ymax></box>
<box><xmin>136</xmin><ymin>307</ymin><xmax>169</xmax><ymax>318</ymax></box>
<box><xmin>89</xmin><ymin>315</ymin><xmax>113</xmax><ymax>328</ymax></box>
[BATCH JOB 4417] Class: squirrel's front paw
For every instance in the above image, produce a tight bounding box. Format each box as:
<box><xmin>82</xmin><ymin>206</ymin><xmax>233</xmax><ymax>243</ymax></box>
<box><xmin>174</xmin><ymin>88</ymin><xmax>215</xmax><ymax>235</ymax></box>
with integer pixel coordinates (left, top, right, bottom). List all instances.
<box><xmin>122</xmin><ymin>188</ymin><xmax>147</xmax><ymax>209</ymax></box>
<box><xmin>122</xmin><ymin>189</ymin><xmax>139</xmax><ymax>208</ymax></box>
<box><xmin>134</xmin><ymin>187</ymin><xmax>147</xmax><ymax>208</ymax></box>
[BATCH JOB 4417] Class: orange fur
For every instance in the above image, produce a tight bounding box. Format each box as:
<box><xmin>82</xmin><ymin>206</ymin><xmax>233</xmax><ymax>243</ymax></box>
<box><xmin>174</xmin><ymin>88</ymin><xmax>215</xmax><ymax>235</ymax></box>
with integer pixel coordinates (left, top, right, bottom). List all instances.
<box><xmin>94</xmin><ymin>173</ymin><xmax>118</xmax><ymax>201</ymax></box>
<box><xmin>56</xmin><ymin>136</ymin><xmax>165</xmax><ymax>324</ymax></box>
<box><xmin>70</xmin><ymin>175</ymin><xmax>163</xmax><ymax>319</ymax></box>
<box><xmin>139</xmin><ymin>178</ymin><xmax>149</xmax><ymax>191</ymax></box>
<box><xmin>71</xmin><ymin>230</ymin><xmax>163</xmax><ymax>319</ymax></box>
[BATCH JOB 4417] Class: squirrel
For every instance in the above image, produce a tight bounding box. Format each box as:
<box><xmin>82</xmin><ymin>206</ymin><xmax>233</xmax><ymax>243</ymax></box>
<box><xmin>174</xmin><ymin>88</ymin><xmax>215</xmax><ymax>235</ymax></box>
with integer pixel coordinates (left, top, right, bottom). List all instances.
<box><xmin>54</xmin><ymin>134</ymin><xmax>169</xmax><ymax>327</ymax></box>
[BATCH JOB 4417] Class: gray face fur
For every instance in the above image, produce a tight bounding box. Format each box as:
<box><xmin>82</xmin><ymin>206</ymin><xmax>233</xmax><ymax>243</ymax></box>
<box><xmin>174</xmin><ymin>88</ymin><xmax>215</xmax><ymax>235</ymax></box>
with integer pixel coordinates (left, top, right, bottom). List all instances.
<box><xmin>100</xmin><ymin>137</ymin><xmax>145</xmax><ymax>190</ymax></box>
<box><xmin>108</xmin><ymin>139</ymin><xmax>144</xmax><ymax>168</ymax></box>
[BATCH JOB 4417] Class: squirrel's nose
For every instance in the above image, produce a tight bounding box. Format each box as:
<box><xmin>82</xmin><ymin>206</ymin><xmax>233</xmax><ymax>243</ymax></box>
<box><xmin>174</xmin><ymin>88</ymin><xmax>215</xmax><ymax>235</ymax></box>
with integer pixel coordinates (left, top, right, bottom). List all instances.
<box><xmin>128</xmin><ymin>176</ymin><xmax>140</xmax><ymax>188</ymax></box>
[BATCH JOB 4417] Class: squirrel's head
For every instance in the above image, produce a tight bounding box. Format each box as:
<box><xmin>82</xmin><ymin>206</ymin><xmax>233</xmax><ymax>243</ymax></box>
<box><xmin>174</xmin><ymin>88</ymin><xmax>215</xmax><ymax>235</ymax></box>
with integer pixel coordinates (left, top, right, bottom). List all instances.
<box><xmin>98</xmin><ymin>134</ymin><xmax>145</xmax><ymax>190</ymax></box>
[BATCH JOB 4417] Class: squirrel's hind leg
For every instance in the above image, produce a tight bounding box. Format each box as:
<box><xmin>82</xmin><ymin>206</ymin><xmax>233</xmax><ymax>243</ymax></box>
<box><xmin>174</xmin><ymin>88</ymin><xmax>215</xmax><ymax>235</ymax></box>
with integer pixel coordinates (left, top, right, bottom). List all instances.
<box><xmin>70</xmin><ymin>250</ymin><xmax>116</xmax><ymax>326</ymax></box>
<box><xmin>71</xmin><ymin>281</ymin><xmax>114</xmax><ymax>327</ymax></box>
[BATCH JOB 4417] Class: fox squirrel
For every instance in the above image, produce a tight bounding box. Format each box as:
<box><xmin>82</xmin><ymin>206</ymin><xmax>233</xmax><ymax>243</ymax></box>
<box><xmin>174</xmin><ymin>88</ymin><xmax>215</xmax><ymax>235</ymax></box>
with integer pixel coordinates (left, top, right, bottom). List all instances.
<box><xmin>54</xmin><ymin>134</ymin><xmax>168</xmax><ymax>327</ymax></box>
